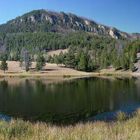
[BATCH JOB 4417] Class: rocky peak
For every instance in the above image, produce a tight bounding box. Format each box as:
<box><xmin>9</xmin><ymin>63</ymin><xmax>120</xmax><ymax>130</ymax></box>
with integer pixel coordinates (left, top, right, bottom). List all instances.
<box><xmin>0</xmin><ymin>9</ymin><xmax>139</xmax><ymax>40</ymax></box>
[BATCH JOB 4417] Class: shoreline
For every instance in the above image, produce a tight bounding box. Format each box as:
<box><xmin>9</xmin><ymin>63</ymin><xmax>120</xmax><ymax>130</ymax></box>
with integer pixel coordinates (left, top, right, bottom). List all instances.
<box><xmin>0</xmin><ymin>110</ymin><xmax>140</xmax><ymax>140</ymax></box>
<box><xmin>0</xmin><ymin>61</ymin><xmax>139</xmax><ymax>78</ymax></box>
<box><xmin>0</xmin><ymin>71</ymin><xmax>137</xmax><ymax>78</ymax></box>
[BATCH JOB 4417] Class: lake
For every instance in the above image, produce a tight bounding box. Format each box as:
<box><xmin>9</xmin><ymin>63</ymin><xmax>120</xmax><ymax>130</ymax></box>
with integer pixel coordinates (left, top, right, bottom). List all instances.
<box><xmin>0</xmin><ymin>77</ymin><xmax>140</xmax><ymax>124</ymax></box>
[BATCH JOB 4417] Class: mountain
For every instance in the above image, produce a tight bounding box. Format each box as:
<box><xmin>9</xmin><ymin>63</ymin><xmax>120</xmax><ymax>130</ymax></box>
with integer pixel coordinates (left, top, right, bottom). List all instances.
<box><xmin>0</xmin><ymin>9</ymin><xmax>140</xmax><ymax>72</ymax></box>
<box><xmin>0</xmin><ymin>9</ymin><xmax>139</xmax><ymax>39</ymax></box>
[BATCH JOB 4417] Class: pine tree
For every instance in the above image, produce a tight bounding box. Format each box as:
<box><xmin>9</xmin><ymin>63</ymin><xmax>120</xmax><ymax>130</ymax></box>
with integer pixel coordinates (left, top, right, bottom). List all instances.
<box><xmin>64</xmin><ymin>52</ymin><xmax>76</xmax><ymax>68</ymax></box>
<box><xmin>0</xmin><ymin>57</ymin><xmax>8</xmax><ymax>73</ymax></box>
<box><xmin>78</xmin><ymin>52</ymin><xmax>87</xmax><ymax>71</ymax></box>
<box><xmin>36</xmin><ymin>53</ymin><xmax>46</xmax><ymax>71</ymax></box>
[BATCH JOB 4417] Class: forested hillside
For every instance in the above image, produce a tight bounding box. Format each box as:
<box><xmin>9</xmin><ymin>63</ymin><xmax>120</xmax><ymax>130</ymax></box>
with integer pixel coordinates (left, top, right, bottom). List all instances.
<box><xmin>0</xmin><ymin>10</ymin><xmax>140</xmax><ymax>72</ymax></box>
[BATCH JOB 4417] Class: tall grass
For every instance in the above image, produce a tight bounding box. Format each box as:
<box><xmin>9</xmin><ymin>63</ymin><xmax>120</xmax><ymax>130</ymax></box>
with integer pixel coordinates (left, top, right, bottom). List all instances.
<box><xmin>0</xmin><ymin>111</ymin><xmax>140</xmax><ymax>140</ymax></box>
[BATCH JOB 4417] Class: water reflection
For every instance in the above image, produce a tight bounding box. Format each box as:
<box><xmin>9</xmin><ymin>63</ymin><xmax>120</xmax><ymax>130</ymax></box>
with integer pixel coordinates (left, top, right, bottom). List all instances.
<box><xmin>0</xmin><ymin>77</ymin><xmax>139</xmax><ymax>123</ymax></box>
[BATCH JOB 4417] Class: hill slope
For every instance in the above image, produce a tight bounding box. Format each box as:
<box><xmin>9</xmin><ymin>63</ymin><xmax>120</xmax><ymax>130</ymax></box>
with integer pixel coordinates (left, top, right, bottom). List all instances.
<box><xmin>0</xmin><ymin>10</ymin><xmax>140</xmax><ymax>72</ymax></box>
<box><xmin>0</xmin><ymin>9</ymin><xmax>139</xmax><ymax>39</ymax></box>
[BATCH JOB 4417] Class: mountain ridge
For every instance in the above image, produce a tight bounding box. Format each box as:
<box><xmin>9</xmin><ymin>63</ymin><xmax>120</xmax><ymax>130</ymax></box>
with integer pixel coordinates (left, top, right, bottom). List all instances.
<box><xmin>0</xmin><ymin>9</ymin><xmax>139</xmax><ymax>40</ymax></box>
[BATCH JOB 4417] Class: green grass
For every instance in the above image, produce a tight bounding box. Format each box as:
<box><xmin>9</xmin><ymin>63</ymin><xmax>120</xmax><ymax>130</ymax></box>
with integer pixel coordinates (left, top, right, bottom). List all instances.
<box><xmin>0</xmin><ymin>110</ymin><xmax>140</xmax><ymax>140</ymax></box>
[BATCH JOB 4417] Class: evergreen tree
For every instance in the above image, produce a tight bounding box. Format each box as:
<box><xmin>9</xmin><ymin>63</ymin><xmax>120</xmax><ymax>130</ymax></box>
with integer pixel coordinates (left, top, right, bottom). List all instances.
<box><xmin>87</xmin><ymin>57</ymin><xmax>95</xmax><ymax>71</ymax></box>
<box><xmin>78</xmin><ymin>52</ymin><xmax>87</xmax><ymax>71</ymax></box>
<box><xmin>64</xmin><ymin>51</ymin><xmax>76</xmax><ymax>68</ymax></box>
<box><xmin>0</xmin><ymin>55</ymin><xmax>8</xmax><ymax>73</ymax></box>
<box><xmin>36</xmin><ymin>53</ymin><xmax>46</xmax><ymax>71</ymax></box>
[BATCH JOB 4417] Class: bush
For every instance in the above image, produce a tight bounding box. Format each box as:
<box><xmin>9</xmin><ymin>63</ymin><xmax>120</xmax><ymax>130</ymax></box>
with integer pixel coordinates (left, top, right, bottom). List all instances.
<box><xmin>116</xmin><ymin>111</ymin><xmax>127</xmax><ymax>121</ymax></box>
<box><xmin>0</xmin><ymin>120</ymin><xmax>32</xmax><ymax>139</ymax></box>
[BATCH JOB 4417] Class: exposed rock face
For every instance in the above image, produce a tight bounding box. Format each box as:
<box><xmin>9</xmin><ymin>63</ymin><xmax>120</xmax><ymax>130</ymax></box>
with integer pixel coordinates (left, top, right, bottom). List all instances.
<box><xmin>0</xmin><ymin>9</ymin><xmax>139</xmax><ymax>39</ymax></box>
<box><xmin>109</xmin><ymin>29</ymin><xmax>118</xmax><ymax>39</ymax></box>
<box><xmin>45</xmin><ymin>15</ymin><xmax>53</xmax><ymax>23</ymax></box>
<box><xmin>84</xmin><ymin>20</ymin><xmax>90</xmax><ymax>26</ymax></box>
<box><xmin>28</xmin><ymin>16</ymin><xmax>36</xmax><ymax>22</ymax></box>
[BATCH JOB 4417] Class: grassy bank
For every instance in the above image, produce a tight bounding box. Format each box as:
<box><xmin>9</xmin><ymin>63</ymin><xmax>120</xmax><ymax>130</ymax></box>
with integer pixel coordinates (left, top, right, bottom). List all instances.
<box><xmin>0</xmin><ymin>71</ymin><xmax>133</xmax><ymax>78</ymax></box>
<box><xmin>0</xmin><ymin>111</ymin><xmax>140</xmax><ymax>140</ymax></box>
<box><xmin>0</xmin><ymin>61</ymin><xmax>137</xmax><ymax>78</ymax></box>
<box><xmin>0</xmin><ymin>72</ymin><xmax>94</xmax><ymax>78</ymax></box>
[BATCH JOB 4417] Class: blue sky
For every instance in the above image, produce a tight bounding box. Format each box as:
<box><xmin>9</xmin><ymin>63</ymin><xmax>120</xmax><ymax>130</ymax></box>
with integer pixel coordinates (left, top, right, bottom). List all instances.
<box><xmin>0</xmin><ymin>0</ymin><xmax>139</xmax><ymax>33</ymax></box>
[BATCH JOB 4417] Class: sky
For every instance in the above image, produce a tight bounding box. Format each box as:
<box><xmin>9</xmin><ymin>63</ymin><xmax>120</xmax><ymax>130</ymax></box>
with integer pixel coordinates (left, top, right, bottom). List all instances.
<box><xmin>0</xmin><ymin>0</ymin><xmax>140</xmax><ymax>33</ymax></box>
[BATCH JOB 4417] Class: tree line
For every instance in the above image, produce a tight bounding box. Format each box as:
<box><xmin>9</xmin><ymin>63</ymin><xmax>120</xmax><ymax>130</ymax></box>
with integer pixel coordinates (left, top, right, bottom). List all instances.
<box><xmin>0</xmin><ymin>31</ymin><xmax>140</xmax><ymax>72</ymax></box>
<box><xmin>48</xmin><ymin>40</ymin><xmax>140</xmax><ymax>72</ymax></box>
<box><xmin>0</xmin><ymin>49</ymin><xmax>46</xmax><ymax>72</ymax></box>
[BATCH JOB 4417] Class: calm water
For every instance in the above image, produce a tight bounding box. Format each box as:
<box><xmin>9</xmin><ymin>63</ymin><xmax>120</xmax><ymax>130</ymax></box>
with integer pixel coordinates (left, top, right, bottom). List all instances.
<box><xmin>0</xmin><ymin>77</ymin><xmax>140</xmax><ymax>123</ymax></box>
